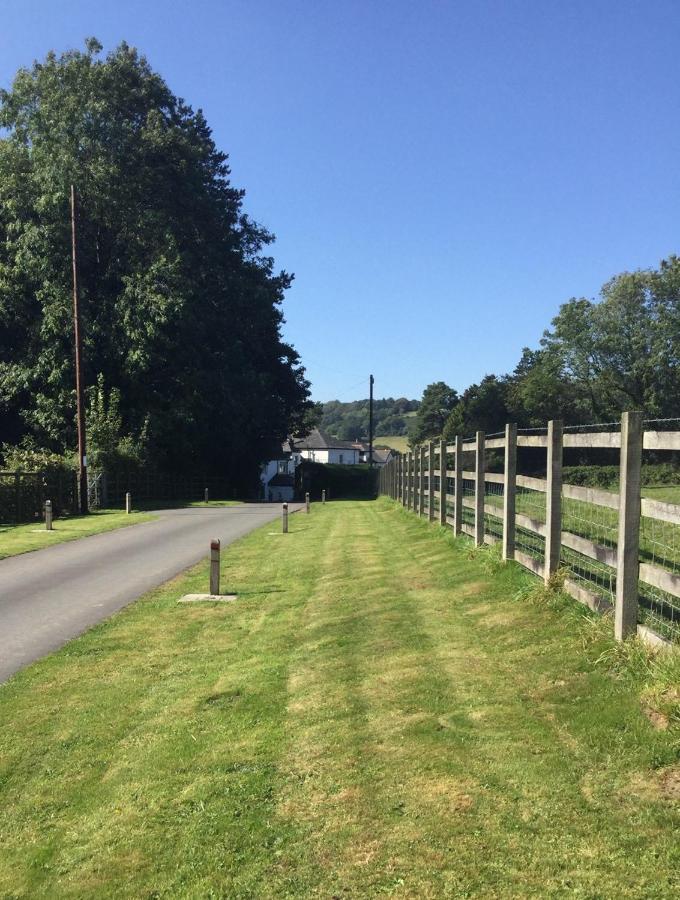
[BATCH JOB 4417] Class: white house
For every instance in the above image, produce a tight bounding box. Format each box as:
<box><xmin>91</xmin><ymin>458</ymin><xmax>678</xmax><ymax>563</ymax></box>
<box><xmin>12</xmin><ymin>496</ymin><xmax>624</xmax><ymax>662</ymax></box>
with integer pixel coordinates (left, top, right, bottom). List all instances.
<box><xmin>261</xmin><ymin>428</ymin><xmax>379</xmax><ymax>501</ymax></box>
<box><xmin>291</xmin><ymin>428</ymin><xmax>361</xmax><ymax>465</ymax></box>
<box><xmin>260</xmin><ymin>443</ymin><xmax>301</xmax><ymax>502</ymax></box>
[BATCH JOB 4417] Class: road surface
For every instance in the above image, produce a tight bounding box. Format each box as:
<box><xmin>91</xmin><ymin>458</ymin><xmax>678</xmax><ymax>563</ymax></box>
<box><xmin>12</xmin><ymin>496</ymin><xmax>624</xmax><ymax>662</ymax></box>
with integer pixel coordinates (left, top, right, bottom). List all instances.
<box><xmin>0</xmin><ymin>504</ymin><xmax>298</xmax><ymax>683</ymax></box>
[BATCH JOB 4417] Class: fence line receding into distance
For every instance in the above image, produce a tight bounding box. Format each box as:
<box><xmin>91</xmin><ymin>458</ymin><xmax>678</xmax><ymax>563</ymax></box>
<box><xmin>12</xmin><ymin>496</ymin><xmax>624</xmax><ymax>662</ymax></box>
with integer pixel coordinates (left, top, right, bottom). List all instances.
<box><xmin>379</xmin><ymin>412</ymin><xmax>680</xmax><ymax>648</ymax></box>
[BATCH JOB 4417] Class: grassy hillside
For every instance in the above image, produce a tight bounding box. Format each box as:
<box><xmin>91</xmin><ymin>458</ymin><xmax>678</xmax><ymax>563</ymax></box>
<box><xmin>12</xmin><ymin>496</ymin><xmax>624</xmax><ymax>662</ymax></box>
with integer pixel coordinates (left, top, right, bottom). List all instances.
<box><xmin>0</xmin><ymin>500</ymin><xmax>677</xmax><ymax>896</ymax></box>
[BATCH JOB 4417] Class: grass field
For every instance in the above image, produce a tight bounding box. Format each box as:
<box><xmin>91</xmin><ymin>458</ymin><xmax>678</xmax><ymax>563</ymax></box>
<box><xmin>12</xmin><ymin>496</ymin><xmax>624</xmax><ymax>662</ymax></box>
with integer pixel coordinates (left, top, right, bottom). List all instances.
<box><xmin>0</xmin><ymin>500</ymin><xmax>678</xmax><ymax>897</ymax></box>
<box><xmin>376</xmin><ymin>434</ymin><xmax>410</xmax><ymax>452</ymax></box>
<box><xmin>0</xmin><ymin>509</ymin><xmax>156</xmax><ymax>560</ymax></box>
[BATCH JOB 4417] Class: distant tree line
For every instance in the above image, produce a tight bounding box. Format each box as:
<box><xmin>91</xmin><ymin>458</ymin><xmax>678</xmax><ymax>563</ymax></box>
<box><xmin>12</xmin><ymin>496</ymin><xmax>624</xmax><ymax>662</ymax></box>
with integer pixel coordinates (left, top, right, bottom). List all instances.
<box><xmin>0</xmin><ymin>41</ymin><xmax>313</xmax><ymax>491</ymax></box>
<box><xmin>319</xmin><ymin>397</ymin><xmax>420</xmax><ymax>442</ymax></box>
<box><xmin>410</xmin><ymin>255</ymin><xmax>680</xmax><ymax>444</ymax></box>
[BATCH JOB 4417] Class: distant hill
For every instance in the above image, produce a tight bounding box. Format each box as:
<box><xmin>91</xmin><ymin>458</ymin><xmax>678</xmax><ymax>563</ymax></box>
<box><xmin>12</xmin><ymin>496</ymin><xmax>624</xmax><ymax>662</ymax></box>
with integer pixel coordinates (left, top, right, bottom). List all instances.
<box><xmin>320</xmin><ymin>398</ymin><xmax>420</xmax><ymax>443</ymax></box>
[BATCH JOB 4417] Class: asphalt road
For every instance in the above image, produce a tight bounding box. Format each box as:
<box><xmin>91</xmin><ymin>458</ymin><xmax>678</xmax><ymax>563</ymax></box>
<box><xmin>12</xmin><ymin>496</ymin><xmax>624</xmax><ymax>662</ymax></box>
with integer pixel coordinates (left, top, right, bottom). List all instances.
<box><xmin>0</xmin><ymin>504</ymin><xmax>298</xmax><ymax>683</ymax></box>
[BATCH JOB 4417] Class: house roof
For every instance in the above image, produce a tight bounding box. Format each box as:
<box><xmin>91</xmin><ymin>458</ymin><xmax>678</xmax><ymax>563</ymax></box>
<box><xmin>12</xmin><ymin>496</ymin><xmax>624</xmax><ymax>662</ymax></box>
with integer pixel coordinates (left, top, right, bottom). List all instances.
<box><xmin>290</xmin><ymin>428</ymin><xmax>358</xmax><ymax>452</ymax></box>
<box><xmin>372</xmin><ymin>447</ymin><xmax>393</xmax><ymax>463</ymax></box>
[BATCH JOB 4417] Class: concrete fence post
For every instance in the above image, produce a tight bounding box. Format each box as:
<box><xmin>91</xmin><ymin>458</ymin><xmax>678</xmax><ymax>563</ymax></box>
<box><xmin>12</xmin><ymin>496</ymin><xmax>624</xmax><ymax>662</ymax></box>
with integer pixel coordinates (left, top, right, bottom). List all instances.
<box><xmin>125</xmin><ymin>491</ymin><xmax>132</xmax><ymax>514</ymax></box>
<box><xmin>439</xmin><ymin>438</ymin><xmax>447</xmax><ymax>526</ymax></box>
<box><xmin>45</xmin><ymin>499</ymin><xmax>53</xmax><ymax>531</ymax></box>
<box><xmin>428</xmin><ymin>441</ymin><xmax>435</xmax><ymax>521</ymax></box>
<box><xmin>474</xmin><ymin>431</ymin><xmax>485</xmax><ymax>546</ymax></box>
<box><xmin>305</xmin><ymin>492</ymin><xmax>310</xmax><ymax>514</ymax></box>
<box><xmin>282</xmin><ymin>502</ymin><xmax>289</xmax><ymax>533</ymax></box>
<box><xmin>502</xmin><ymin>423</ymin><xmax>517</xmax><ymax>560</ymax></box>
<box><xmin>544</xmin><ymin>420</ymin><xmax>563</xmax><ymax>583</ymax></box>
<box><xmin>204</xmin><ymin>487</ymin><xmax>209</xmax><ymax>504</ymax></box>
<box><xmin>322</xmin><ymin>489</ymin><xmax>326</xmax><ymax>504</ymax></box>
<box><xmin>210</xmin><ymin>538</ymin><xmax>220</xmax><ymax>595</ymax></box>
<box><xmin>615</xmin><ymin>411</ymin><xmax>642</xmax><ymax>640</ymax></box>
<box><xmin>454</xmin><ymin>436</ymin><xmax>463</xmax><ymax>536</ymax></box>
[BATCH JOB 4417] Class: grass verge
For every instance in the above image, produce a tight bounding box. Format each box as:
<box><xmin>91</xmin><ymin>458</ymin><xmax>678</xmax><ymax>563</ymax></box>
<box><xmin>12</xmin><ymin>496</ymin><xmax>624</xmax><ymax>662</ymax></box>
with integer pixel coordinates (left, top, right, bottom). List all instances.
<box><xmin>0</xmin><ymin>499</ymin><xmax>678</xmax><ymax>897</ymax></box>
<box><xmin>0</xmin><ymin>509</ymin><xmax>156</xmax><ymax>560</ymax></box>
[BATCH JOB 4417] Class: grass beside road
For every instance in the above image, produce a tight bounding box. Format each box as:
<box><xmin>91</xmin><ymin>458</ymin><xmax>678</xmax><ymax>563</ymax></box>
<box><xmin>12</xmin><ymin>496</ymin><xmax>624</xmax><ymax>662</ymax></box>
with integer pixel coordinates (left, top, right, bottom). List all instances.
<box><xmin>0</xmin><ymin>500</ymin><xmax>678</xmax><ymax>897</ymax></box>
<box><xmin>0</xmin><ymin>509</ymin><xmax>156</xmax><ymax>559</ymax></box>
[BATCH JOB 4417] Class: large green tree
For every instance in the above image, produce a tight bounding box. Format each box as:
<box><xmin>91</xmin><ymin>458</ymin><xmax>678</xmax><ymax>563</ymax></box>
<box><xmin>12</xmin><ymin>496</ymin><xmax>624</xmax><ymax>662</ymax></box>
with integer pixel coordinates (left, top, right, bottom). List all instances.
<box><xmin>542</xmin><ymin>258</ymin><xmax>680</xmax><ymax>420</ymax></box>
<box><xmin>410</xmin><ymin>382</ymin><xmax>458</xmax><ymax>444</ymax></box>
<box><xmin>0</xmin><ymin>40</ymin><xmax>312</xmax><ymax>486</ymax></box>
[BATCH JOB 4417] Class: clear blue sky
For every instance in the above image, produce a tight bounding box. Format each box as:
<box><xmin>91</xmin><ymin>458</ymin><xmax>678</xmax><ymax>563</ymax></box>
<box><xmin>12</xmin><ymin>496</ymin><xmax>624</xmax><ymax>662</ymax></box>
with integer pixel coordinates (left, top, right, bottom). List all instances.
<box><xmin>2</xmin><ymin>1</ymin><xmax>679</xmax><ymax>402</ymax></box>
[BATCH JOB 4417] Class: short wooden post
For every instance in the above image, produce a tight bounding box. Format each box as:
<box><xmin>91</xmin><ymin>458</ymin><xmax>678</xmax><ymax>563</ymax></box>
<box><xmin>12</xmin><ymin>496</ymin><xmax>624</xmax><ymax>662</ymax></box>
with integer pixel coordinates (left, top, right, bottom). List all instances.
<box><xmin>453</xmin><ymin>436</ymin><xmax>463</xmax><ymax>536</ymax></box>
<box><xmin>502</xmin><ymin>423</ymin><xmax>517</xmax><ymax>560</ymax></box>
<box><xmin>45</xmin><ymin>499</ymin><xmax>53</xmax><ymax>531</ymax></box>
<box><xmin>615</xmin><ymin>411</ymin><xmax>642</xmax><ymax>640</ymax></box>
<box><xmin>428</xmin><ymin>441</ymin><xmax>435</xmax><ymax>521</ymax></box>
<box><xmin>282</xmin><ymin>502</ymin><xmax>289</xmax><ymax>533</ymax></box>
<box><xmin>125</xmin><ymin>491</ymin><xmax>132</xmax><ymax>514</ymax></box>
<box><xmin>305</xmin><ymin>492</ymin><xmax>310</xmax><ymax>514</ymax></box>
<box><xmin>210</xmin><ymin>539</ymin><xmax>220</xmax><ymax>595</ymax></box>
<box><xmin>474</xmin><ymin>431</ymin><xmax>485</xmax><ymax>546</ymax></box>
<box><xmin>544</xmin><ymin>420</ymin><xmax>563</xmax><ymax>583</ymax></box>
<box><xmin>419</xmin><ymin>445</ymin><xmax>425</xmax><ymax>517</ymax></box>
<box><xmin>204</xmin><ymin>487</ymin><xmax>209</xmax><ymax>503</ymax></box>
<box><xmin>439</xmin><ymin>438</ymin><xmax>447</xmax><ymax>526</ymax></box>
<box><xmin>322</xmin><ymin>489</ymin><xmax>326</xmax><ymax>504</ymax></box>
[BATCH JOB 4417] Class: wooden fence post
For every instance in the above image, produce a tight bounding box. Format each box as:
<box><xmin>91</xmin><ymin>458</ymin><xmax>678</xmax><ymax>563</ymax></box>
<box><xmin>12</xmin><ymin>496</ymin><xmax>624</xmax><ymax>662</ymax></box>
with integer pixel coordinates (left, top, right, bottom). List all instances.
<box><xmin>419</xmin><ymin>445</ymin><xmax>425</xmax><ymax>517</ymax></box>
<box><xmin>474</xmin><ymin>431</ymin><xmax>485</xmax><ymax>546</ymax></box>
<box><xmin>454</xmin><ymin>436</ymin><xmax>463</xmax><ymax>536</ymax></box>
<box><xmin>407</xmin><ymin>451</ymin><xmax>413</xmax><ymax>510</ymax></box>
<box><xmin>428</xmin><ymin>441</ymin><xmax>435</xmax><ymax>521</ymax></box>
<box><xmin>615</xmin><ymin>411</ymin><xmax>642</xmax><ymax>640</ymax></box>
<box><xmin>413</xmin><ymin>448</ymin><xmax>418</xmax><ymax>512</ymax></box>
<box><xmin>210</xmin><ymin>539</ymin><xmax>220</xmax><ymax>595</ymax></box>
<box><xmin>402</xmin><ymin>453</ymin><xmax>407</xmax><ymax>506</ymax></box>
<box><xmin>439</xmin><ymin>438</ymin><xmax>447</xmax><ymax>526</ymax></box>
<box><xmin>544</xmin><ymin>420</ymin><xmax>563</xmax><ymax>583</ymax></box>
<box><xmin>503</xmin><ymin>423</ymin><xmax>517</xmax><ymax>560</ymax></box>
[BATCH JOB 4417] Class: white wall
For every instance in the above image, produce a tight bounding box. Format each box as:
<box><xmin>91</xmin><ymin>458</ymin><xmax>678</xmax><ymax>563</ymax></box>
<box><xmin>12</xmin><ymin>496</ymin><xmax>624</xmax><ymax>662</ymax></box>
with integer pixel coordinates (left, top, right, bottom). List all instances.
<box><xmin>299</xmin><ymin>448</ymin><xmax>359</xmax><ymax>465</ymax></box>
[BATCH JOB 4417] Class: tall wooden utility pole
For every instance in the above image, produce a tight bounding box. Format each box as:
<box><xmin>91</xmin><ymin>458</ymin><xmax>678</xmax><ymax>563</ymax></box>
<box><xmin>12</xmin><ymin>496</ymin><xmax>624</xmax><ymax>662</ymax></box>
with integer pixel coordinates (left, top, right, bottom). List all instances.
<box><xmin>71</xmin><ymin>185</ymin><xmax>88</xmax><ymax>515</ymax></box>
<box><xmin>368</xmin><ymin>374</ymin><xmax>374</xmax><ymax>469</ymax></box>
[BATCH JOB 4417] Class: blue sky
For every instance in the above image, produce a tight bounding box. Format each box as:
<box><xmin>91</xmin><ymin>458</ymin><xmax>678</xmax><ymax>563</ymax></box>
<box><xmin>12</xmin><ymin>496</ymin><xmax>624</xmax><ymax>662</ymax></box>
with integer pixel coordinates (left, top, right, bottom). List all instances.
<box><xmin>2</xmin><ymin>1</ymin><xmax>679</xmax><ymax>402</ymax></box>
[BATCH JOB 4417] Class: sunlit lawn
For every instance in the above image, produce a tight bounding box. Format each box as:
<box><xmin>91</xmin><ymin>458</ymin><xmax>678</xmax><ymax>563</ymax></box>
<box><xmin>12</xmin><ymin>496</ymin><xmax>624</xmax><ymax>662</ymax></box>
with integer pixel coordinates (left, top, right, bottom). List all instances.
<box><xmin>0</xmin><ymin>509</ymin><xmax>156</xmax><ymax>560</ymax></box>
<box><xmin>0</xmin><ymin>499</ymin><xmax>677</xmax><ymax>897</ymax></box>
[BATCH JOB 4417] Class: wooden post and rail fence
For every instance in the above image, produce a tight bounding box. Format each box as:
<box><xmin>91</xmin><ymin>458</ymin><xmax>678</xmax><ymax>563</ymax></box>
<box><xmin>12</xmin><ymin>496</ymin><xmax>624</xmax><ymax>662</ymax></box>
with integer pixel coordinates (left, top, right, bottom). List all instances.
<box><xmin>379</xmin><ymin>412</ymin><xmax>680</xmax><ymax>649</ymax></box>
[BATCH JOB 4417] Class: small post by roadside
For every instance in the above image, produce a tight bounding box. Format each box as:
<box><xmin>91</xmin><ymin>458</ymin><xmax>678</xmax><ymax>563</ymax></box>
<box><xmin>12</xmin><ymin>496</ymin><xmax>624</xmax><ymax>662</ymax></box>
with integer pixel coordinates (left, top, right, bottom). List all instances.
<box><xmin>45</xmin><ymin>499</ymin><xmax>53</xmax><ymax>531</ymax></box>
<box><xmin>204</xmin><ymin>487</ymin><xmax>209</xmax><ymax>504</ymax></box>
<box><xmin>305</xmin><ymin>492</ymin><xmax>310</xmax><ymax>513</ymax></box>
<box><xmin>125</xmin><ymin>491</ymin><xmax>132</xmax><ymax>514</ymax></box>
<box><xmin>282</xmin><ymin>502</ymin><xmax>289</xmax><ymax>533</ymax></box>
<box><xmin>322</xmin><ymin>489</ymin><xmax>326</xmax><ymax>504</ymax></box>
<box><xmin>210</xmin><ymin>538</ymin><xmax>220</xmax><ymax>595</ymax></box>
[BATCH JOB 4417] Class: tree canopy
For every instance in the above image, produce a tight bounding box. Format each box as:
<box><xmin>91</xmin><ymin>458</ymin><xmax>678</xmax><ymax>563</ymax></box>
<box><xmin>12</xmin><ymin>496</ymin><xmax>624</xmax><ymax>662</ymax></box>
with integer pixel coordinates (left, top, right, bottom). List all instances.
<box><xmin>0</xmin><ymin>40</ymin><xmax>312</xmax><ymax>487</ymax></box>
<box><xmin>412</xmin><ymin>255</ymin><xmax>680</xmax><ymax>442</ymax></box>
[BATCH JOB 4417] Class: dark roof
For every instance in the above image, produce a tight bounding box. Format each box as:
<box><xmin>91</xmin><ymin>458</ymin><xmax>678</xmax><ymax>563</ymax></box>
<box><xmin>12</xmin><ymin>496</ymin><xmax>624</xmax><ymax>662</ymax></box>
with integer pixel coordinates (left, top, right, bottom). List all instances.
<box><xmin>290</xmin><ymin>428</ymin><xmax>358</xmax><ymax>451</ymax></box>
<box><xmin>373</xmin><ymin>447</ymin><xmax>393</xmax><ymax>463</ymax></box>
<box><xmin>268</xmin><ymin>473</ymin><xmax>295</xmax><ymax>487</ymax></box>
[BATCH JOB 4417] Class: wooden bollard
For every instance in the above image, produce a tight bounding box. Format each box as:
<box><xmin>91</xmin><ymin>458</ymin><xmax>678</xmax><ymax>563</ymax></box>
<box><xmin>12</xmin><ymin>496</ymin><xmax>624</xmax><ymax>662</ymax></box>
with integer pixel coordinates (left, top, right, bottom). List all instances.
<box><xmin>125</xmin><ymin>492</ymin><xmax>132</xmax><ymax>514</ymax></box>
<box><xmin>45</xmin><ymin>499</ymin><xmax>53</xmax><ymax>531</ymax></box>
<box><xmin>210</xmin><ymin>538</ymin><xmax>220</xmax><ymax>595</ymax></box>
<box><xmin>305</xmin><ymin>492</ymin><xmax>310</xmax><ymax>513</ymax></box>
<box><xmin>282</xmin><ymin>502</ymin><xmax>289</xmax><ymax>533</ymax></box>
<box><xmin>204</xmin><ymin>487</ymin><xmax>209</xmax><ymax>503</ymax></box>
<box><xmin>322</xmin><ymin>489</ymin><xmax>326</xmax><ymax>504</ymax></box>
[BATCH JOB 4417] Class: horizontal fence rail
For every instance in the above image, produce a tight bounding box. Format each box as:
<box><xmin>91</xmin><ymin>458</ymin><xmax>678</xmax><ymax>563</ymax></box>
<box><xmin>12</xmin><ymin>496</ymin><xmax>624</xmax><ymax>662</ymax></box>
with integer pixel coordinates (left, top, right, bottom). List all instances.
<box><xmin>379</xmin><ymin>413</ymin><xmax>679</xmax><ymax>649</ymax></box>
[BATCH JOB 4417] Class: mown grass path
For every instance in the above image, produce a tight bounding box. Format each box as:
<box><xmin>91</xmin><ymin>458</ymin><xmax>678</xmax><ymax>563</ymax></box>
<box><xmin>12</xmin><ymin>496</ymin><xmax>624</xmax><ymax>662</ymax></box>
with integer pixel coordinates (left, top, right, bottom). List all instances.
<box><xmin>0</xmin><ymin>500</ymin><xmax>677</xmax><ymax>897</ymax></box>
